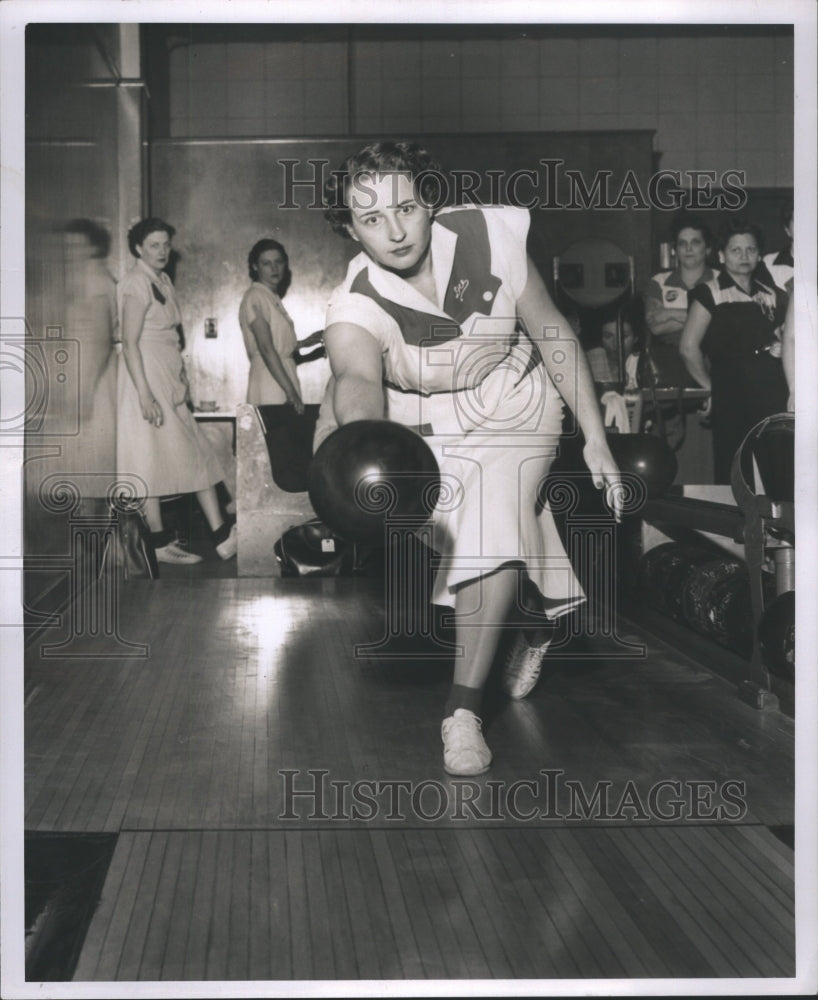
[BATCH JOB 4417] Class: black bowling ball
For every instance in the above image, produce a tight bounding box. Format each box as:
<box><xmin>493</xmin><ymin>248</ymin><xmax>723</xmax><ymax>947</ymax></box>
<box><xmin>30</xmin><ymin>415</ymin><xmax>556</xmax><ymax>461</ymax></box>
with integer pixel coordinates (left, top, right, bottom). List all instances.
<box><xmin>606</xmin><ymin>432</ymin><xmax>678</xmax><ymax>500</ymax></box>
<box><xmin>308</xmin><ymin>420</ymin><xmax>441</xmax><ymax>545</ymax></box>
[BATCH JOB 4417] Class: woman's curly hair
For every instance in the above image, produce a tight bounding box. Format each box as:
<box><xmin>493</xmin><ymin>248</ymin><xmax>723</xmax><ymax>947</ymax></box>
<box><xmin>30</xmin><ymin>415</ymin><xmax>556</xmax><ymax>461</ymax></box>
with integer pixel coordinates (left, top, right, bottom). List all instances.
<box><xmin>323</xmin><ymin>141</ymin><xmax>443</xmax><ymax>238</ymax></box>
<box><xmin>127</xmin><ymin>217</ymin><xmax>175</xmax><ymax>258</ymax></box>
<box><xmin>669</xmin><ymin>210</ymin><xmax>713</xmax><ymax>249</ymax></box>
<box><xmin>718</xmin><ymin>217</ymin><xmax>764</xmax><ymax>255</ymax></box>
<box><xmin>247</xmin><ymin>238</ymin><xmax>291</xmax><ymax>296</ymax></box>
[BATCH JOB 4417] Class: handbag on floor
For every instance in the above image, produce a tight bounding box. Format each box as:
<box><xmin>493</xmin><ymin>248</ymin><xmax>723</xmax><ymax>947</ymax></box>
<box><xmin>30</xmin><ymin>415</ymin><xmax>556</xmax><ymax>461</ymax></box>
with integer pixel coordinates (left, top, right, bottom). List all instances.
<box><xmin>101</xmin><ymin>504</ymin><xmax>159</xmax><ymax>581</ymax></box>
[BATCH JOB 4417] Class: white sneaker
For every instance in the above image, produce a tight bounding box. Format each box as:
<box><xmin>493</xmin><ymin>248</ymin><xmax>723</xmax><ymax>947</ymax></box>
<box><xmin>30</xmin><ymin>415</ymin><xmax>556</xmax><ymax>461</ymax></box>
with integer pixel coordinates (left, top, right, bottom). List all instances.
<box><xmin>441</xmin><ymin>709</ymin><xmax>492</xmax><ymax>776</ymax></box>
<box><xmin>501</xmin><ymin>632</ymin><xmax>552</xmax><ymax>700</ymax></box>
<box><xmin>215</xmin><ymin>523</ymin><xmax>237</xmax><ymax>560</ymax></box>
<box><xmin>155</xmin><ymin>540</ymin><xmax>203</xmax><ymax>565</ymax></box>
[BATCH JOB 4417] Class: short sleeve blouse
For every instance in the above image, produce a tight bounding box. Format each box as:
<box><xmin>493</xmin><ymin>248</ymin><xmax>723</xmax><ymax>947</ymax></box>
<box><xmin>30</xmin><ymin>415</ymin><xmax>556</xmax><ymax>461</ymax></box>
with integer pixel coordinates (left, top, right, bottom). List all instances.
<box><xmin>117</xmin><ymin>259</ymin><xmax>182</xmax><ymax>337</ymax></box>
<box><xmin>324</xmin><ymin>205</ymin><xmax>531</xmax><ymax>395</ymax></box>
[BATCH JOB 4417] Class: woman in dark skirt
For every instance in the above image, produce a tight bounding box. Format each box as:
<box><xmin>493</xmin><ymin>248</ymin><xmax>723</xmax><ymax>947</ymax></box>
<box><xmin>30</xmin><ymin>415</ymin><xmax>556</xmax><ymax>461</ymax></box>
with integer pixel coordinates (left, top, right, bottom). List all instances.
<box><xmin>680</xmin><ymin>219</ymin><xmax>789</xmax><ymax>484</ymax></box>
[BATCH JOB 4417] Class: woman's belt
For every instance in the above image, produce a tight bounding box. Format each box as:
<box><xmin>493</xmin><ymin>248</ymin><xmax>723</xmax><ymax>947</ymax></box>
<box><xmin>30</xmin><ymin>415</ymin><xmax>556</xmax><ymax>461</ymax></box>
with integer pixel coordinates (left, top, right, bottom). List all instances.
<box><xmin>710</xmin><ymin>341</ymin><xmax>780</xmax><ymax>362</ymax></box>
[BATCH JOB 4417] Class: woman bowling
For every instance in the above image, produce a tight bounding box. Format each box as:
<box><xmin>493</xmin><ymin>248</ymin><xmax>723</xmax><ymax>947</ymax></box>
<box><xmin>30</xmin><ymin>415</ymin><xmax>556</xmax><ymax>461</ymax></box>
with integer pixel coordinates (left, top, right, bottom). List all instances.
<box><xmin>315</xmin><ymin>141</ymin><xmax>620</xmax><ymax>776</ymax></box>
<box><xmin>680</xmin><ymin>218</ymin><xmax>790</xmax><ymax>484</ymax></box>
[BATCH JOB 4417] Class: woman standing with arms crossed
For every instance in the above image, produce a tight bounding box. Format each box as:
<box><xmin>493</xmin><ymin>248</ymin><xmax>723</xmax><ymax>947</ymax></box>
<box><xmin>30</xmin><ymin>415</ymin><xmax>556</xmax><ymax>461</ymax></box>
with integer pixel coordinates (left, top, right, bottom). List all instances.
<box><xmin>644</xmin><ymin>213</ymin><xmax>720</xmax><ymax>446</ymax></box>
<box><xmin>644</xmin><ymin>212</ymin><xmax>719</xmax><ymax>349</ymax></box>
<box><xmin>316</xmin><ymin>142</ymin><xmax>620</xmax><ymax>776</ymax></box>
<box><xmin>117</xmin><ymin>218</ymin><xmax>237</xmax><ymax>564</ymax></box>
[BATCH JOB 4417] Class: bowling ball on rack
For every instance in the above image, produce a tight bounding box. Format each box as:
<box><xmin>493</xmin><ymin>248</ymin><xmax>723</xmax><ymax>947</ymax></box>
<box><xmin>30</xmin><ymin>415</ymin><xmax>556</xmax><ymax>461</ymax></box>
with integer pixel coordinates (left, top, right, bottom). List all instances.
<box><xmin>705</xmin><ymin>569</ymin><xmax>755</xmax><ymax>657</ymax></box>
<box><xmin>639</xmin><ymin>542</ymin><xmax>688</xmax><ymax>615</ymax></box>
<box><xmin>639</xmin><ymin>541</ymin><xmax>724</xmax><ymax>620</ymax></box>
<box><xmin>681</xmin><ymin>556</ymin><xmax>753</xmax><ymax>656</ymax></box>
<box><xmin>308</xmin><ymin>420</ymin><xmax>441</xmax><ymax>546</ymax></box>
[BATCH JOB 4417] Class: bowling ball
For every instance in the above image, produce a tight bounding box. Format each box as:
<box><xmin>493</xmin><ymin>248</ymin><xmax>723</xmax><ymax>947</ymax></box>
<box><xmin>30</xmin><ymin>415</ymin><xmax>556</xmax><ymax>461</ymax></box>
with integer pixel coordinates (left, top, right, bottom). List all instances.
<box><xmin>681</xmin><ymin>557</ymin><xmax>751</xmax><ymax>653</ymax></box>
<box><xmin>308</xmin><ymin>420</ymin><xmax>441</xmax><ymax>545</ymax></box>
<box><xmin>606</xmin><ymin>432</ymin><xmax>678</xmax><ymax>500</ymax></box>
<box><xmin>758</xmin><ymin>590</ymin><xmax>795</xmax><ymax>680</ymax></box>
<box><xmin>704</xmin><ymin>570</ymin><xmax>754</xmax><ymax>657</ymax></box>
<box><xmin>639</xmin><ymin>541</ymin><xmax>718</xmax><ymax>620</ymax></box>
<box><xmin>639</xmin><ymin>542</ymin><xmax>687</xmax><ymax>612</ymax></box>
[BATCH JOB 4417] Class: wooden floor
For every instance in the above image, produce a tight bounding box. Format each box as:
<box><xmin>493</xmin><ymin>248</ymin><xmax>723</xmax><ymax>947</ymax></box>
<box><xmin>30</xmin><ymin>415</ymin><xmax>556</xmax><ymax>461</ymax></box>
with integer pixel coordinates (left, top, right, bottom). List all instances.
<box><xmin>72</xmin><ymin>825</ymin><xmax>793</xmax><ymax>981</ymax></box>
<box><xmin>24</xmin><ymin>577</ymin><xmax>796</xmax><ymax>983</ymax></box>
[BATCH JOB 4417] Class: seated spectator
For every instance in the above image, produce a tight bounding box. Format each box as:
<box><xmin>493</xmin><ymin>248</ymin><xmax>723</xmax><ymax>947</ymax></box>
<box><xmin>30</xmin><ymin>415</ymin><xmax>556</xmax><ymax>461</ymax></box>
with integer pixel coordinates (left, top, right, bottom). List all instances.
<box><xmin>585</xmin><ymin>300</ymin><xmax>646</xmax><ymax>434</ymax></box>
<box><xmin>586</xmin><ymin>299</ymin><xmax>687</xmax><ymax>448</ymax></box>
<box><xmin>586</xmin><ymin>301</ymin><xmax>643</xmax><ymax>393</ymax></box>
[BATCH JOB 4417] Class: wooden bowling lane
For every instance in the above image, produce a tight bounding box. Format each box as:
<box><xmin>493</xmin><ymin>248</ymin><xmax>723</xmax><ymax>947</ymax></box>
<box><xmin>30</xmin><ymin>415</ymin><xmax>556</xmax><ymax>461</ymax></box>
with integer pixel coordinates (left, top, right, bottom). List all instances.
<box><xmin>25</xmin><ymin>580</ymin><xmax>794</xmax><ymax>833</ymax></box>
<box><xmin>71</xmin><ymin>825</ymin><xmax>794</xmax><ymax>981</ymax></box>
<box><xmin>23</xmin><ymin>576</ymin><xmax>795</xmax><ymax>981</ymax></box>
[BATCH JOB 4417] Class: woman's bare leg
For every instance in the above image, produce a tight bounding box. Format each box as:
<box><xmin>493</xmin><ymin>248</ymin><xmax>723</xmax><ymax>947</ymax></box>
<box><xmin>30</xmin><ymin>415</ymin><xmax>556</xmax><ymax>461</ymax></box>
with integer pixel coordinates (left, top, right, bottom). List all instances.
<box><xmin>195</xmin><ymin>486</ymin><xmax>224</xmax><ymax>532</ymax></box>
<box><xmin>441</xmin><ymin>565</ymin><xmax>519</xmax><ymax>775</ymax></box>
<box><xmin>451</xmin><ymin>564</ymin><xmax>519</xmax><ymax>692</ymax></box>
<box><xmin>142</xmin><ymin>497</ymin><xmax>163</xmax><ymax>533</ymax></box>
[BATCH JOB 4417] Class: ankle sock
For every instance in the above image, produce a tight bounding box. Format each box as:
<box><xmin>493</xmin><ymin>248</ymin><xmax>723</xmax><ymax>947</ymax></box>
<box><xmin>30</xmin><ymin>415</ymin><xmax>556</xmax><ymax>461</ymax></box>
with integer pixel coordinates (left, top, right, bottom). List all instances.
<box><xmin>445</xmin><ymin>684</ymin><xmax>483</xmax><ymax>718</ymax></box>
<box><xmin>211</xmin><ymin>522</ymin><xmax>231</xmax><ymax>545</ymax></box>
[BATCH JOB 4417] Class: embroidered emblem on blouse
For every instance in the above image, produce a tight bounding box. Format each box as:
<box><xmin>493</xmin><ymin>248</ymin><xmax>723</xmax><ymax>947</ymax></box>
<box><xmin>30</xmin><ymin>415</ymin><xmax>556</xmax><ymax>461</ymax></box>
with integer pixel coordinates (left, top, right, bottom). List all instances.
<box><xmin>349</xmin><ymin>209</ymin><xmax>504</xmax><ymax>346</ymax></box>
<box><xmin>752</xmin><ymin>287</ymin><xmax>777</xmax><ymax>322</ymax></box>
<box><xmin>436</xmin><ymin>210</ymin><xmax>502</xmax><ymax>322</ymax></box>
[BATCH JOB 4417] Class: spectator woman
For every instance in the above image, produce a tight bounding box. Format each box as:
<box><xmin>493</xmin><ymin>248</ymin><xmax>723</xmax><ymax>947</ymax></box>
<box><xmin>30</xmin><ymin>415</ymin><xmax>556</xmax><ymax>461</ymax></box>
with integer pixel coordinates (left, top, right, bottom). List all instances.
<box><xmin>680</xmin><ymin>219</ymin><xmax>789</xmax><ymax>483</ymax></box>
<box><xmin>118</xmin><ymin>217</ymin><xmax>236</xmax><ymax>564</ymax></box>
<box><xmin>238</xmin><ymin>238</ymin><xmax>304</xmax><ymax>411</ymax></box>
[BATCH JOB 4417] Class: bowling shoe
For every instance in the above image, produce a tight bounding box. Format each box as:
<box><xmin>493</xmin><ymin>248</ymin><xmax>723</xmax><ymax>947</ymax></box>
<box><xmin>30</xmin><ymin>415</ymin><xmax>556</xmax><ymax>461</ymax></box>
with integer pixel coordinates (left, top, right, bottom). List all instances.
<box><xmin>155</xmin><ymin>539</ymin><xmax>203</xmax><ymax>565</ymax></box>
<box><xmin>216</xmin><ymin>523</ymin><xmax>238</xmax><ymax>560</ymax></box>
<box><xmin>501</xmin><ymin>632</ymin><xmax>552</xmax><ymax>700</ymax></box>
<box><xmin>441</xmin><ymin>709</ymin><xmax>492</xmax><ymax>776</ymax></box>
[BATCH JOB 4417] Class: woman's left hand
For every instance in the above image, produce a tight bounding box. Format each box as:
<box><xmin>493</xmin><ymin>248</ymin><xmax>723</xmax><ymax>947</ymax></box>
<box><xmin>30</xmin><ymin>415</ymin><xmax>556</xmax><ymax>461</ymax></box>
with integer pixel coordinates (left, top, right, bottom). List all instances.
<box><xmin>583</xmin><ymin>435</ymin><xmax>623</xmax><ymax>522</ymax></box>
